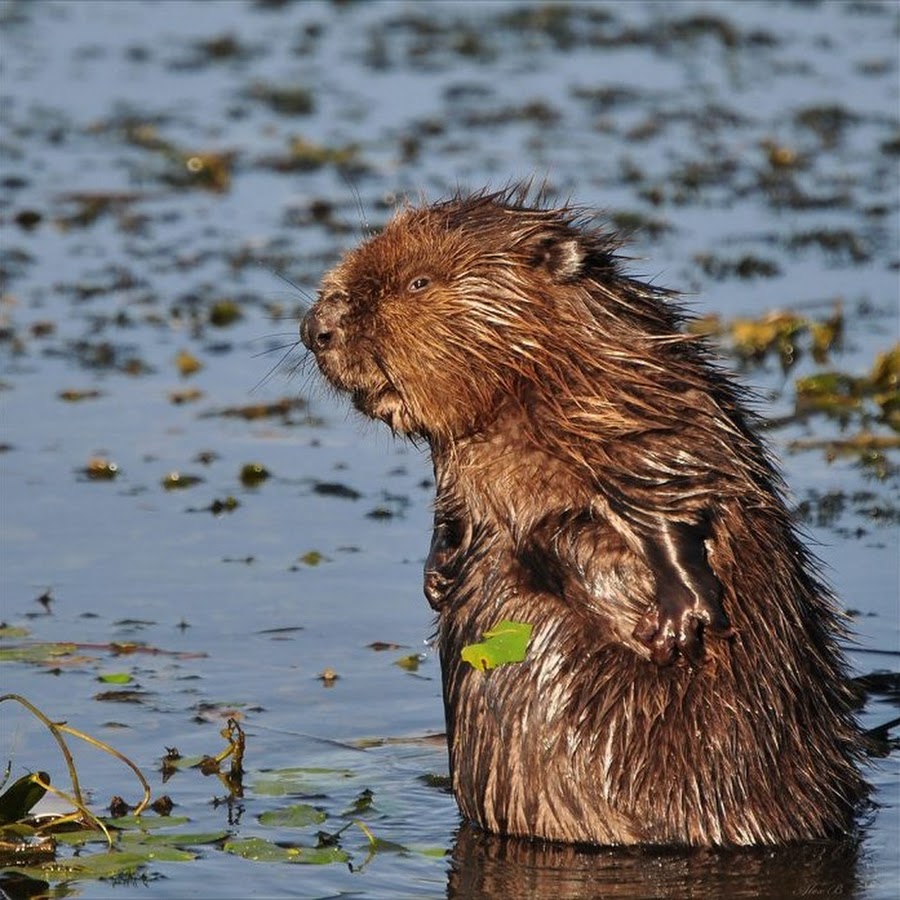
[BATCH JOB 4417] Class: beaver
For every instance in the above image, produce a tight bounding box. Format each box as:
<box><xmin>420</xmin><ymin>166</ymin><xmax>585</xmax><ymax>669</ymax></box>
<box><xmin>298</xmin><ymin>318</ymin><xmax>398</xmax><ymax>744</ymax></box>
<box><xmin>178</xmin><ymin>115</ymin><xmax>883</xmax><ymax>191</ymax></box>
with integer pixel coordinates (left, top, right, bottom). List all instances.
<box><xmin>300</xmin><ymin>187</ymin><xmax>867</xmax><ymax>846</ymax></box>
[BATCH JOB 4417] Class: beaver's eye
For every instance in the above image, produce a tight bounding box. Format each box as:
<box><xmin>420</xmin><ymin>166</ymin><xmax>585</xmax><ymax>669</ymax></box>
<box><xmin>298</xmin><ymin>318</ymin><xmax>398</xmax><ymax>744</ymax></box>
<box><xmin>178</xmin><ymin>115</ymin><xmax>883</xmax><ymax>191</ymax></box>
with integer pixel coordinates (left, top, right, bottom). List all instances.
<box><xmin>408</xmin><ymin>276</ymin><xmax>430</xmax><ymax>292</ymax></box>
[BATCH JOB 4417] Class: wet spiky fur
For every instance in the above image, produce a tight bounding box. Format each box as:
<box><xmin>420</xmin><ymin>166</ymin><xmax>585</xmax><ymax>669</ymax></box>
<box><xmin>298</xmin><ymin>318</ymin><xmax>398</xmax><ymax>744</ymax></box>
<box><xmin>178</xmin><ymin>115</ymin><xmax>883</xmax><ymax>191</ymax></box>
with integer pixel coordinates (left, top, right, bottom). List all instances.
<box><xmin>302</xmin><ymin>187</ymin><xmax>866</xmax><ymax>846</ymax></box>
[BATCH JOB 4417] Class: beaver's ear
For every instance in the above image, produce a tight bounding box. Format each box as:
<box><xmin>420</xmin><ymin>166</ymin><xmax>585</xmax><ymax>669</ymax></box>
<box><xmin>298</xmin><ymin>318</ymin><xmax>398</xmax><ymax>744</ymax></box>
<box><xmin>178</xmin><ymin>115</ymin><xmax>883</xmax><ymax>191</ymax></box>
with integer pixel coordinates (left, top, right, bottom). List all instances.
<box><xmin>527</xmin><ymin>233</ymin><xmax>586</xmax><ymax>283</ymax></box>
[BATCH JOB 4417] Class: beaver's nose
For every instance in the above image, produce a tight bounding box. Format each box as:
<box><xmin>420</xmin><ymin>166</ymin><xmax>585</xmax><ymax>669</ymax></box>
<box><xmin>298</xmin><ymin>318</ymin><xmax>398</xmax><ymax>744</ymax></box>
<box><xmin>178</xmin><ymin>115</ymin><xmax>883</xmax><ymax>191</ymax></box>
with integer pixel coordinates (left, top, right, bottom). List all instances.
<box><xmin>300</xmin><ymin>306</ymin><xmax>344</xmax><ymax>352</ymax></box>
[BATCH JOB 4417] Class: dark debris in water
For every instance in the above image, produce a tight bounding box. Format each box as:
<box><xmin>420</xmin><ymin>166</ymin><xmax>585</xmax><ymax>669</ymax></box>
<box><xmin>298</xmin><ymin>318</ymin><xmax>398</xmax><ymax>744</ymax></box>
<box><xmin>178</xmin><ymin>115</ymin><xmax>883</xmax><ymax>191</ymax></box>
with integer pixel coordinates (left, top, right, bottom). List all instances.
<box><xmin>694</xmin><ymin>253</ymin><xmax>781</xmax><ymax>281</ymax></box>
<box><xmin>312</xmin><ymin>481</ymin><xmax>362</xmax><ymax>500</ymax></box>
<box><xmin>161</xmin><ymin>472</ymin><xmax>205</xmax><ymax>491</ymax></box>
<box><xmin>81</xmin><ymin>456</ymin><xmax>120</xmax><ymax>481</ymax></box>
<box><xmin>239</xmin><ymin>463</ymin><xmax>271</xmax><ymax>487</ymax></box>
<box><xmin>259</xmin><ymin>136</ymin><xmax>366</xmax><ymax>175</ymax></box>
<box><xmin>201</xmin><ymin>398</ymin><xmax>307</xmax><ymax>421</ymax></box>
<box><xmin>93</xmin><ymin>689</ymin><xmax>148</xmax><ymax>704</ymax></box>
<box><xmin>248</xmin><ymin>82</ymin><xmax>316</xmax><ymax>117</ymax></box>
<box><xmin>787</xmin><ymin>229</ymin><xmax>871</xmax><ymax>264</ymax></box>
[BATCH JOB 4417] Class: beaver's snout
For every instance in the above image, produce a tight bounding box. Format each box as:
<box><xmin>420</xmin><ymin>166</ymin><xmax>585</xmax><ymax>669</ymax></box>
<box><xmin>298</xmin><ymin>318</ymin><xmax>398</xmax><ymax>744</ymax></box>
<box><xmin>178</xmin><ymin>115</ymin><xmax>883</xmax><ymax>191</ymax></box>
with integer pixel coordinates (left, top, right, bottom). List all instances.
<box><xmin>300</xmin><ymin>297</ymin><xmax>347</xmax><ymax>353</ymax></box>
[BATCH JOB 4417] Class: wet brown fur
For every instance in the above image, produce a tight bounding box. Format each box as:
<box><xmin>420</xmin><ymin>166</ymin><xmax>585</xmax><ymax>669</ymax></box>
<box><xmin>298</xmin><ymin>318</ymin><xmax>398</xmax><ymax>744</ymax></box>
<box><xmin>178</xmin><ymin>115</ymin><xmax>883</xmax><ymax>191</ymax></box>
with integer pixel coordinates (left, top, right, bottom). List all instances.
<box><xmin>301</xmin><ymin>186</ymin><xmax>866</xmax><ymax>846</ymax></box>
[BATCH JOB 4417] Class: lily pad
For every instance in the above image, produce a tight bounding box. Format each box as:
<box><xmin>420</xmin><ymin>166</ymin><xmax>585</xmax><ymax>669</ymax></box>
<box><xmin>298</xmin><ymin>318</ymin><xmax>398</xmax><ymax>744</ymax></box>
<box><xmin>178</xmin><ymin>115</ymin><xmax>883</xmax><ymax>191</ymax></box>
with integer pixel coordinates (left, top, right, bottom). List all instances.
<box><xmin>0</xmin><ymin>643</ymin><xmax>79</xmax><ymax>664</ymax></box>
<box><xmin>252</xmin><ymin>767</ymin><xmax>355</xmax><ymax>797</ymax></box>
<box><xmin>394</xmin><ymin>653</ymin><xmax>424</xmax><ymax>672</ymax></box>
<box><xmin>97</xmin><ymin>673</ymin><xmax>133</xmax><ymax>684</ymax></box>
<box><xmin>222</xmin><ymin>836</ymin><xmax>348</xmax><ymax>864</ymax></box>
<box><xmin>258</xmin><ymin>804</ymin><xmax>326</xmax><ymax>828</ymax></box>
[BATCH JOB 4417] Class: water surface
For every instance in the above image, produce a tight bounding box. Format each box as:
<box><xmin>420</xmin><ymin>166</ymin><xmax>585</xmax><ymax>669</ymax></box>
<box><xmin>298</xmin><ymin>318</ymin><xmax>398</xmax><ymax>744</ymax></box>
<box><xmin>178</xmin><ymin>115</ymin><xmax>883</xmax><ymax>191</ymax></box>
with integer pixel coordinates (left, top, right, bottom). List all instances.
<box><xmin>1</xmin><ymin>2</ymin><xmax>897</xmax><ymax>898</ymax></box>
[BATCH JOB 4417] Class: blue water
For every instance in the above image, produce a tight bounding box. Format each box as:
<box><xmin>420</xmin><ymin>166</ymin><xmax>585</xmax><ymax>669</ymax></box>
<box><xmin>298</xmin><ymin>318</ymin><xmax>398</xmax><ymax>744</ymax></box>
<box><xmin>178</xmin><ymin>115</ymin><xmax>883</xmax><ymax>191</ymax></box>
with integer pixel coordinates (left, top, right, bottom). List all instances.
<box><xmin>1</xmin><ymin>1</ymin><xmax>897</xmax><ymax>897</ymax></box>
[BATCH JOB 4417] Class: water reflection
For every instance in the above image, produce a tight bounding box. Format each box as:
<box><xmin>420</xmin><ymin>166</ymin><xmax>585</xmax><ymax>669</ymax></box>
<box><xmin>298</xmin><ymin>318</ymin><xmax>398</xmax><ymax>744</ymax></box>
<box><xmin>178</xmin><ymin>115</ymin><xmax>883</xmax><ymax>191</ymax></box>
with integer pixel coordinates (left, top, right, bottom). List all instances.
<box><xmin>448</xmin><ymin>823</ymin><xmax>862</xmax><ymax>899</ymax></box>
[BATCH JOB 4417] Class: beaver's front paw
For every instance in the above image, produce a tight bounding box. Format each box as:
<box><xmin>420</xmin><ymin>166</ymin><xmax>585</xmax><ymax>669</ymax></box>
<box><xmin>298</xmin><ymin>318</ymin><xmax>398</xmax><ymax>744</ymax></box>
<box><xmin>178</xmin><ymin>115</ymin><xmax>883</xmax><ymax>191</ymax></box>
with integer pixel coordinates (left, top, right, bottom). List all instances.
<box><xmin>424</xmin><ymin>515</ymin><xmax>470</xmax><ymax>611</ymax></box>
<box><xmin>633</xmin><ymin>587</ymin><xmax>733</xmax><ymax>667</ymax></box>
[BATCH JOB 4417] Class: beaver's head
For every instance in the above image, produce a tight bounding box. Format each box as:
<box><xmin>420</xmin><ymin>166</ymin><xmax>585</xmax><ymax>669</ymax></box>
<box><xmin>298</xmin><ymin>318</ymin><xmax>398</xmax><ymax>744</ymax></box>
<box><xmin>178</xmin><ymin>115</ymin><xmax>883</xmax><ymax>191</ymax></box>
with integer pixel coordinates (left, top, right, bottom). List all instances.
<box><xmin>301</xmin><ymin>189</ymin><xmax>670</xmax><ymax>442</ymax></box>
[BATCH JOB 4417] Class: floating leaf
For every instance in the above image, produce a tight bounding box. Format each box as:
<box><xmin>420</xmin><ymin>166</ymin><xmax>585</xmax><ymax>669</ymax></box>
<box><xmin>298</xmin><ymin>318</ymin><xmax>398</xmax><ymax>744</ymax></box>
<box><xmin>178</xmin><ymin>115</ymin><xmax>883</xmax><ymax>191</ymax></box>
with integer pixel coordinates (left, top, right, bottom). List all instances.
<box><xmin>175</xmin><ymin>349</ymin><xmax>202</xmax><ymax>376</ymax></box>
<box><xmin>98</xmin><ymin>673</ymin><xmax>133</xmax><ymax>684</ymax></box>
<box><xmin>160</xmin><ymin>471</ymin><xmax>204</xmax><ymax>490</ymax></box>
<box><xmin>49</xmin><ymin>827</ymin><xmax>106</xmax><ymax>846</ymax></box>
<box><xmin>252</xmin><ymin>767</ymin><xmax>354</xmax><ymax>797</ymax></box>
<box><xmin>0</xmin><ymin>642</ymin><xmax>78</xmax><ymax>664</ymax></box>
<box><xmin>11</xmin><ymin>849</ymin><xmax>151</xmax><ymax>881</ymax></box>
<box><xmin>222</xmin><ymin>836</ymin><xmax>348</xmax><ymax>864</ymax></box>
<box><xmin>239</xmin><ymin>463</ymin><xmax>270</xmax><ymax>487</ymax></box>
<box><xmin>203</xmin><ymin>398</ymin><xmax>306</xmax><ymax>420</ymax></box>
<box><xmin>168</xmin><ymin>388</ymin><xmax>204</xmax><ymax>404</ymax></box>
<box><xmin>258</xmin><ymin>804</ymin><xmax>326</xmax><ymax>828</ymax></box>
<box><xmin>690</xmin><ymin>305</ymin><xmax>846</xmax><ymax>374</ymax></box>
<box><xmin>208</xmin><ymin>299</ymin><xmax>242</xmax><ymax>327</ymax></box>
<box><xmin>102</xmin><ymin>815</ymin><xmax>191</xmax><ymax>830</ymax></box>
<box><xmin>83</xmin><ymin>456</ymin><xmax>119</xmax><ymax>480</ymax></box>
<box><xmin>394</xmin><ymin>653</ymin><xmax>423</xmax><ymax>672</ymax></box>
<box><xmin>318</xmin><ymin>668</ymin><xmax>338</xmax><ymax>685</ymax></box>
<box><xmin>93</xmin><ymin>689</ymin><xmax>147</xmax><ymax>703</ymax></box>
<box><xmin>808</xmin><ymin>309</ymin><xmax>844</xmax><ymax>363</ymax></box>
<box><xmin>117</xmin><ymin>834</ymin><xmax>196</xmax><ymax>862</ymax></box>
<box><xmin>461</xmin><ymin>620</ymin><xmax>533</xmax><ymax>671</ymax></box>
<box><xmin>149</xmin><ymin>831</ymin><xmax>228</xmax><ymax>846</ymax></box>
<box><xmin>58</xmin><ymin>389</ymin><xmax>102</xmax><ymax>402</ymax></box>
<box><xmin>870</xmin><ymin>344</ymin><xmax>900</xmax><ymax>391</ymax></box>
<box><xmin>251</xmin><ymin>83</ymin><xmax>315</xmax><ymax>116</ymax></box>
<box><xmin>363</xmin><ymin>835</ymin><xmax>407</xmax><ymax>853</ymax></box>
<box><xmin>731</xmin><ymin>311</ymin><xmax>802</xmax><ymax>359</ymax></box>
<box><xmin>298</xmin><ymin>550</ymin><xmax>326</xmax><ymax>566</ymax></box>
<box><xmin>313</xmin><ymin>481</ymin><xmax>361</xmax><ymax>500</ymax></box>
<box><xmin>0</xmin><ymin>626</ymin><xmax>30</xmax><ymax>639</ymax></box>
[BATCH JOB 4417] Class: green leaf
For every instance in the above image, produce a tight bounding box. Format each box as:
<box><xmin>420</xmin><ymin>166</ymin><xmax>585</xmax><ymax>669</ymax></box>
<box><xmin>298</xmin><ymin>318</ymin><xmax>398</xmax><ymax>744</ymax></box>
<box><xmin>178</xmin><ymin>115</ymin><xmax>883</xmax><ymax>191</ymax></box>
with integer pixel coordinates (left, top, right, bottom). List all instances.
<box><xmin>0</xmin><ymin>642</ymin><xmax>78</xmax><ymax>663</ymax></box>
<box><xmin>54</xmin><ymin>828</ymin><xmax>114</xmax><ymax>846</ymax></box>
<box><xmin>252</xmin><ymin>767</ymin><xmax>354</xmax><ymax>797</ymax></box>
<box><xmin>118</xmin><ymin>836</ymin><xmax>196</xmax><ymax>862</ymax></box>
<box><xmin>103</xmin><ymin>814</ymin><xmax>190</xmax><ymax>829</ymax></box>
<box><xmin>20</xmin><ymin>849</ymin><xmax>151</xmax><ymax>881</ymax></box>
<box><xmin>0</xmin><ymin>626</ymin><xmax>29</xmax><ymax>639</ymax></box>
<box><xmin>460</xmin><ymin>620</ymin><xmax>533</xmax><ymax>671</ymax></box>
<box><xmin>298</xmin><ymin>550</ymin><xmax>325</xmax><ymax>566</ymax></box>
<box><xmin>121</xmin><ymin>830</ymin><xmax>229</xmax><ymax>848</ymax></box>
<box><xmin>98</xmin><ymin>672</ymin><xmax>133</xmax><ymax>684</ymax></box>
<box><xmin>393</xmin><ymin>653</ymin><xmax>422</xmax><ymax>671</ymax></box>
<box><xmin>0</xmin><ymin>772</ymin><xmax>49</xmax><ymax>825</ymax></box>
<box><xmin>258</xmin><ymin>804</ymin><xmax>326</xmax><ymax>828</ymax></box>
<box><xmin>222</xmin><ymin>836</ymin><xmax>349</xmax><ymax>864</ymax></box>
<box><xmin>365</xmin><ymin>836</ymin><xmax>407</xmax><ymax>853</ymax></box>
<box><xmin>293</xmin><ymin>845</ymin><xmax>352</xmax><ymax>864</ymax></box>
<box><xmin>161</xmin><ymin>754</ymin><xmax>208</xmax><ymax>771</ymax></box>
